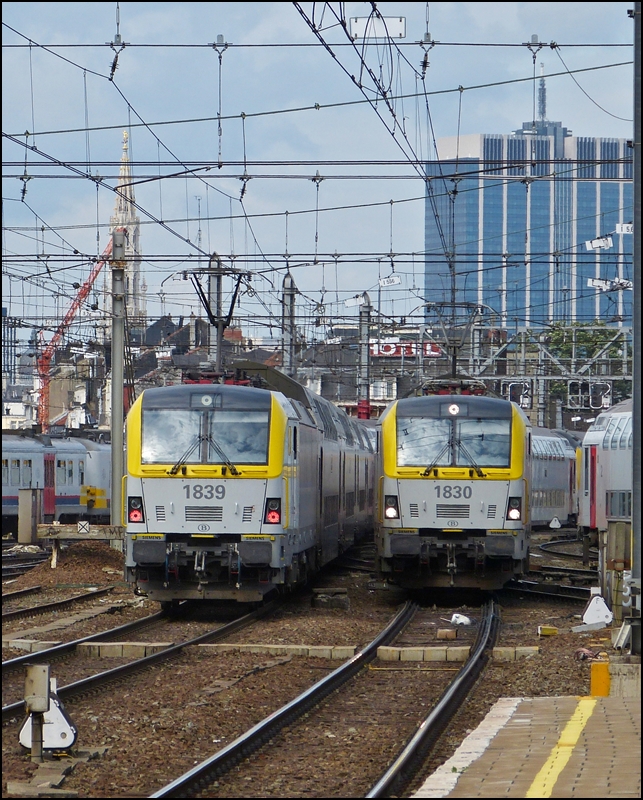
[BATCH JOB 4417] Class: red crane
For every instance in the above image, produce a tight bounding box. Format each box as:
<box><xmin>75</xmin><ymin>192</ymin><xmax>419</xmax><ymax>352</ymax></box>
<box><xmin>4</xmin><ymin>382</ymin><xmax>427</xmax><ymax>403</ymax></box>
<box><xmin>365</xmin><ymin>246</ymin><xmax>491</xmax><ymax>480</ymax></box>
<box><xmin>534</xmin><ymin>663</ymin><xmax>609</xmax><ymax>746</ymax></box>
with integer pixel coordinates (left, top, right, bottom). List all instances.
<box><xmin>37</xmin><ymin>234</ymin><xmax>119</xmax><ymax>431</ymax></box>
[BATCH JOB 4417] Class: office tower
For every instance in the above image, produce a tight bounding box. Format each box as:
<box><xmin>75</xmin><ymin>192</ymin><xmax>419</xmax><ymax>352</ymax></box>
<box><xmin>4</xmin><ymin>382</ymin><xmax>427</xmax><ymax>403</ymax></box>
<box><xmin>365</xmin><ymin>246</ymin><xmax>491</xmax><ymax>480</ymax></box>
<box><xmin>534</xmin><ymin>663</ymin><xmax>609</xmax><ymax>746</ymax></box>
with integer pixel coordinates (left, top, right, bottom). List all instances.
<box><xmin>424</xmin><ymin>119</ymin><xmax>633</xmax><ymax>329</ymax></box>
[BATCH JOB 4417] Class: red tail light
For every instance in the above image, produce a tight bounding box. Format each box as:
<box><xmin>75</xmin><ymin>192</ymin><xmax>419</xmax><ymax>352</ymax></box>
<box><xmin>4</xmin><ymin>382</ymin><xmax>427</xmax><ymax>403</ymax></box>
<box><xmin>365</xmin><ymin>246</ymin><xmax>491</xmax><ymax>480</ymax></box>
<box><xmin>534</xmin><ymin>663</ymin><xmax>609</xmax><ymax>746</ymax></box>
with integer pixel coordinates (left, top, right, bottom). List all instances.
<box><xmin>264</xmin><ymin>498</ymin><xmax>282</xmax><ymax>524</ymax></box>
<box><xmin>128</xmin><ymin>496</ymin><xmax>145</xmax><ymax>523</ymax></box>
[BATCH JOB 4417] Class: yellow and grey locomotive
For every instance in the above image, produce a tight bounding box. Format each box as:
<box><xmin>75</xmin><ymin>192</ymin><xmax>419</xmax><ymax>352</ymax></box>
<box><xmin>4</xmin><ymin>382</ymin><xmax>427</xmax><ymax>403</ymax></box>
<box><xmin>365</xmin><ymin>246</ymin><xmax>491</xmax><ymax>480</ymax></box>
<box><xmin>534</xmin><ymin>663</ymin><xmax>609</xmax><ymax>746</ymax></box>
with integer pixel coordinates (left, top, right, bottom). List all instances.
<box><xmin>375</xmin><ymin>393</ymin><xmax>532</xmax><ymax>590</ymax></box>
<box><xmin>124</xmin><ymin>372</ymin><xmax>374</xmax><ymax>604</ymax></box>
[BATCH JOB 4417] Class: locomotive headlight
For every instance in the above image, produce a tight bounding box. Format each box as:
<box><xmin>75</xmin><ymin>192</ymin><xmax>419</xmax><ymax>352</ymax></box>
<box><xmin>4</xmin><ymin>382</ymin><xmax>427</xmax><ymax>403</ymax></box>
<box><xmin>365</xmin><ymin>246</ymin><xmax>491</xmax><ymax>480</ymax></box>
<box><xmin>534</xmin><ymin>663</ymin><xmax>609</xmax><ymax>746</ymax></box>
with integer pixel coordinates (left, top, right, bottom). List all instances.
<box><xmin>384</xmin><ymin>495</ymin><xmax>400</xmax><ymax>519</ymax></box>
<box><xmin>128</xmin><ymin>496</ymin><xmax>145</xmax><ymax>523</ymax></box>
<box><xmin>506</xmin><ymin>497</ymin><xmax>522</xmax><ymax>521</ymax></box>
<box><xmin>264</xmin><ymin>498</ymin><xmax>282</xmax><ymax>524</ymax></box>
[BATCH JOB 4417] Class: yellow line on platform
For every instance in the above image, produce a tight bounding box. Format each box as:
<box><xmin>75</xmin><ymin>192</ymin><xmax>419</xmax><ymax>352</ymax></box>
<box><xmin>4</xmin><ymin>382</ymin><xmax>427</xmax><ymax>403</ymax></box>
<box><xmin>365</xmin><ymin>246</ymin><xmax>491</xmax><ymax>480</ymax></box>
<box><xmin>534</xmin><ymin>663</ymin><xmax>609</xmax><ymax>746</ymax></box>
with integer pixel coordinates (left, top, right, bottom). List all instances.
<box><xmin>525</xmin><ymin>697</ymin><xmax>597</xmax><ymax>798</ymax></box>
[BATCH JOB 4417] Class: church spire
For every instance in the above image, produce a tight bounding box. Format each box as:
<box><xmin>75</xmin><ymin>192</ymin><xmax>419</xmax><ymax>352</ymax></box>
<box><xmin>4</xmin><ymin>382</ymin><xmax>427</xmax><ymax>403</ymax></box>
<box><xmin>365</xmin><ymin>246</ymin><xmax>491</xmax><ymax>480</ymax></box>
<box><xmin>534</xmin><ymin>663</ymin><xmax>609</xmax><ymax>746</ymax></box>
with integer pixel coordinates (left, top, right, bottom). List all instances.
<box><xmin>110</xmin><ymin>130</ymin><xmax>145</xmax><ymax>320</ymax></box>
<box><xmin>114</xmin><ymin>130</ymin><xmax>135</xmax><ymax>217</ymax></box>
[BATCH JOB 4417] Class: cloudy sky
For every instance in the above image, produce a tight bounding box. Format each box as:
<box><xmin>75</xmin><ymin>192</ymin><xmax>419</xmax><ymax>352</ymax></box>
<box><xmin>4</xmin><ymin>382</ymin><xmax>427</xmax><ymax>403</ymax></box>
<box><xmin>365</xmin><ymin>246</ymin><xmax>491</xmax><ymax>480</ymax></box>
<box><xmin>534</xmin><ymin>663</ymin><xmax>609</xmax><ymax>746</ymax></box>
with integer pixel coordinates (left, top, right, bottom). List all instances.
<box><xmin>2</xmin><ymin>2</ymin><xmax>634</xmax><ymax>348</ymax></box>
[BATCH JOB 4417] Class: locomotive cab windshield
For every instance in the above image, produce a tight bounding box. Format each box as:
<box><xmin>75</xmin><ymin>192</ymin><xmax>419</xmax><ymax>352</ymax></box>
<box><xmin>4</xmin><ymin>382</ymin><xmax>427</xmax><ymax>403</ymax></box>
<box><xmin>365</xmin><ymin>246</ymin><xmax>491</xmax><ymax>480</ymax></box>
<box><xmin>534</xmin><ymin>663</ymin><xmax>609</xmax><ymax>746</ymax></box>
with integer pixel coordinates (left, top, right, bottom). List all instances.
<box><xmin>140</xmin><ymin>386</ymin><xmax>271</xmax><ymax>469</ymax></box>
<box><xmin>395</xmin><ymin>397</ymin><xmax>512</xmax><ymax>472</ymax></box>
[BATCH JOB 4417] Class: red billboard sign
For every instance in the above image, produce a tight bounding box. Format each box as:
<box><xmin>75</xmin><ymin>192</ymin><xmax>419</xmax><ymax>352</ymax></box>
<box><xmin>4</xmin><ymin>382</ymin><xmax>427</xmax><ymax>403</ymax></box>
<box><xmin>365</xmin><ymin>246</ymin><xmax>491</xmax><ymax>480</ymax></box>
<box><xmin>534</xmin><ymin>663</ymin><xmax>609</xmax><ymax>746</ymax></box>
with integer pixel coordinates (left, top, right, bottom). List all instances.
<box><xmin>369</xmin><ymin>341</ymin><xmax>442</xmax><ymax>358</ymax></box>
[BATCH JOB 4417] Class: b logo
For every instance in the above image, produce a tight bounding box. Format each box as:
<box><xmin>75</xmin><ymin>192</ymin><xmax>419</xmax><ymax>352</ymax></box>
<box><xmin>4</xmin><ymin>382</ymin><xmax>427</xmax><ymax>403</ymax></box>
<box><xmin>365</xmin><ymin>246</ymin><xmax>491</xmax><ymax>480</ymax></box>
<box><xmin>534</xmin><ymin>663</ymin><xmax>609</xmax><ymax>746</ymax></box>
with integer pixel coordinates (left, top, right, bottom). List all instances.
<box><xmin>197</xmin><ymin>524</ymin><xmax>211</xmax><ymax>532</ymax></box>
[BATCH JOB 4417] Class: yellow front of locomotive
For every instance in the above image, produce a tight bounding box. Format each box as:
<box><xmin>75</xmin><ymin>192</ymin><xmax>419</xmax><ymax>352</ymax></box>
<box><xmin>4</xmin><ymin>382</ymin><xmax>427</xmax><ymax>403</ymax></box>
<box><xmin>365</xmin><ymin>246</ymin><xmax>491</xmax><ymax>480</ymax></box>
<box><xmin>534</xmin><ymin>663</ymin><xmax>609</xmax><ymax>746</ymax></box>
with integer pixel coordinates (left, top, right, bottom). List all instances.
<box><xmin>124</xmin><ymin>384</ymin><xmax>290</xmax><ymax>603</ymax></box>
<box><xmin>375</xmin><ymin>395</ymin><xmax>530</xmax><ymax>590</ymax></box>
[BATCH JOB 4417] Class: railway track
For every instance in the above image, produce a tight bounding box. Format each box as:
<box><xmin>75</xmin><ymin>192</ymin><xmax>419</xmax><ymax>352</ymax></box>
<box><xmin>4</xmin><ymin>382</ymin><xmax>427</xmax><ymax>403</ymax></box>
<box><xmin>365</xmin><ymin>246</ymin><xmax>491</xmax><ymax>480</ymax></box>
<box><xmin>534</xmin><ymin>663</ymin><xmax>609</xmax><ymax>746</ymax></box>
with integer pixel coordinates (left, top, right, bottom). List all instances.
<box><xmin>538</xmin><ymin>537</ymin><xmax>598</xmax><ymax>561</ymax></box>
<box><xmin>148</xmin><ymin>601</ymin><xmax>499</xmax><ymax>799</ymax></box>
<box><xmin>3</xmin><ymin>569</ymin><xmax>590</xmax><ymax>798</ymax></box>
<box><xmin>1</xmin><ymin>586</ymin><xmax>114</xmax><ymax>622</ymax></box>
<box><xmin>504</xmin><ymin>578</ymin><xmax>591</xmax><ymax>602</ymax></box>
<box><xmin>2</xmin><ymin>543</ymin><xmax>51</xmax><ymax>578</ymax></box>
<box><xmin>2</xmin><ymin>584</ymin><xmax>42</xmax><ymax>600</ymax></box>
<box><xmin>149</xmin><ymin>600</ymin><xmax>417</xmax><ymax>798</ymax></box>
<box><xmin>2</xmin><ymin>600</ymin><xmax>281</xmax><ymax>722</ymax></box>
<box><xmin>367</xmin><ymin>600</ymin><xmax>499</xmax><ymax>797</ymax></box>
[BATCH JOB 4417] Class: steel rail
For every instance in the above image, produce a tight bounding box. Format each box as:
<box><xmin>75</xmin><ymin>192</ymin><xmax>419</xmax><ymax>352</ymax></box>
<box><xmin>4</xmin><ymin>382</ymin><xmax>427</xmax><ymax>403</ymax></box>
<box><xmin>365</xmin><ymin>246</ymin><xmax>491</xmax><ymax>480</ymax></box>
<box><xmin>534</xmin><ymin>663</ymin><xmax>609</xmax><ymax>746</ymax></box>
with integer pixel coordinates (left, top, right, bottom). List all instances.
<box><xmin>2</xmin><ymin>608</ymin><xmax>167</xmax><ymax>677</ymax></box>
<box><xmin>149</xmin><ymin>600</ymin><xmax>417</xmax><ymax>798</ymax></box>
<box><xmin>539</xmin><ymin>539</ymin><xmax>598</xmax><ymax>560</ymax></box>
<box><xmin>530</xmin><ymin>565</ymin><xmax>598</xmax><ymax>577</ymax></box>
<box><xmin>2</xmin><ymin>599</ymin><xmax>281</xmax><ymax>722</ymax></box>
<box><xmin>504</xmin><ymin>579</ymin><xmax>590</xmax><ymax>602</ymax></box>
<box><xmin>2</xmin><ymin>585</ymin><xmax>42</xmax><ymax>600</ymax></box>
<box><xmin>1</xmin><ymin>587</ymin><xmax>114</xmax><ymax>622</ymax></box>
<box><xmin>366</xmin><ymin>600</ymin><xmax>500</xmax><ymax>798</ymax></box>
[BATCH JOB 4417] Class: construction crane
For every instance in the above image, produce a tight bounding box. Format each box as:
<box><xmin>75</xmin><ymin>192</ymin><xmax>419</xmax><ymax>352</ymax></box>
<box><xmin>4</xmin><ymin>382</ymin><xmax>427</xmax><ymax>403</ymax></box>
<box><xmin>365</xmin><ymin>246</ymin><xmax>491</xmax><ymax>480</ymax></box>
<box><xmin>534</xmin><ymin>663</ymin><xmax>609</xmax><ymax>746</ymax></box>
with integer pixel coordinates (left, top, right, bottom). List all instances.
<box><xmin>37</xmin><ymin>232</ymin><xmax>120</xmax><ymax>431</ymax></box>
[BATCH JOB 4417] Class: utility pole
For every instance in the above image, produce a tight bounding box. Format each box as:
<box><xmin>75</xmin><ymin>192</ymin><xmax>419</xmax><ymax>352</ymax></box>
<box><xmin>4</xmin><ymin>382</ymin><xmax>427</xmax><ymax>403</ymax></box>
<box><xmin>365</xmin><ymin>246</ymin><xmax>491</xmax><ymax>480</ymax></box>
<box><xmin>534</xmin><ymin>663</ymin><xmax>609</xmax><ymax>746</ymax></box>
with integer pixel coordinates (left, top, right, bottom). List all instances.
<box><xmin>629</xmin><ymin>0</ymin><xmax>641</xmax><ymax>656</ymax></box>
<box><xmin>282</xmin><ymin>272</ymin><xmax>297</xmax><ymax>377</ymax></box>
<box><xmin>208</xmin><ymin>253</ymin><xmax>224</xmax><ymax>373</ymax></box>
<box><xmin>358</xmin><ymin>293</ymin><xmax>372</xmax><ymax>419</ymax></box>
<box><xmin>110</xmin><ymin>230</ymin><xmax>126</xmax><ymax>527</ymax></box>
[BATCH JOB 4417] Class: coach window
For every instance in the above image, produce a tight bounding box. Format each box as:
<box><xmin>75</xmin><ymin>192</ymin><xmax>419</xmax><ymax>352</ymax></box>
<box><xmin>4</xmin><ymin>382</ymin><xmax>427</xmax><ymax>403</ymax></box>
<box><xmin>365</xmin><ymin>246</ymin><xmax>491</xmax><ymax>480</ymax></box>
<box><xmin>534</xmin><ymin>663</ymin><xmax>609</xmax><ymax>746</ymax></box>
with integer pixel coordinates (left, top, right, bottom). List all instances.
<box><xmin>618</xmin><ymin>418</ymin><xmax>631</xmax><ymax>449</ymax></box>
<box><xmin>56</xmin><ymin>459</ymin><xmax>67</xmax><ymax>485</ymax></box>
<box><xmin>78</xmin><ymin>460</ymin><xmax>85</xmax><ymax>484</ymax></box>
<box><xmin>602</xmin><ymin>418</ymin><xmax>617</xmax><ymax>448</ymax></box>
<box><xmin>68</xmin><ymin>461</ymin><xmax>74</xmax><ymax>484</ymax></box>
<box><xmin>611</xmin><ymin>418</ymin><xmax>626</xmax><ymax>449</ymax></box>
<box><xmin>22</xmin><ymin>459</ymin><xmax>32</xmax><ymax>486</ymax></box>
<box><xmin>1</xmin><ymin>459</ymin><xmax>8</xmax><ymax>485</ymax></box>
<box><xmin>10</xmin><ymin>459</ymin><xmax>20</xmax><ymax>486</ymax></box>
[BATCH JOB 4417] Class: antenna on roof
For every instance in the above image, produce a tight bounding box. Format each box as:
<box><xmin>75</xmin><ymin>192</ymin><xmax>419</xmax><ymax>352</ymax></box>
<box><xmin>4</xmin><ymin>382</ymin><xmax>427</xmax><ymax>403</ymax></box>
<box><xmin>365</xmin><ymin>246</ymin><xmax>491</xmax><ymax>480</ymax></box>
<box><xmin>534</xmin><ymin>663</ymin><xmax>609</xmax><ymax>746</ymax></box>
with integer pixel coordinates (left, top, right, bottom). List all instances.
<box><xmin>538</xmin><ymin>62</ymin><xmax>547</xmax><ymax>122</ymax></box>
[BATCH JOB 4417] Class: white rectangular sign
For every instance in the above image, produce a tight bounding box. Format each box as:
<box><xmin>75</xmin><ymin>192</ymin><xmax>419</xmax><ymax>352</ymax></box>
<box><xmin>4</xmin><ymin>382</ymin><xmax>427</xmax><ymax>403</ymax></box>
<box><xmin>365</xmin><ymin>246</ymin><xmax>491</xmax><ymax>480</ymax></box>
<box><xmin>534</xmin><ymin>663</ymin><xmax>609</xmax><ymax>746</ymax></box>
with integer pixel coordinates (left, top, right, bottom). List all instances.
<box><xmin>585</xmin><ymin>236</ymin><xmax>613</xmax><ymax>250</ymax></box>
<box><xmin>616</xmin><ymin>223</ymin><xmax>633</xmax><ymax>234</ymax></box>
<box><xmin>379</xmin><ymin>274</ymin><xmax>402</xmax><ymax>287</ymax></box>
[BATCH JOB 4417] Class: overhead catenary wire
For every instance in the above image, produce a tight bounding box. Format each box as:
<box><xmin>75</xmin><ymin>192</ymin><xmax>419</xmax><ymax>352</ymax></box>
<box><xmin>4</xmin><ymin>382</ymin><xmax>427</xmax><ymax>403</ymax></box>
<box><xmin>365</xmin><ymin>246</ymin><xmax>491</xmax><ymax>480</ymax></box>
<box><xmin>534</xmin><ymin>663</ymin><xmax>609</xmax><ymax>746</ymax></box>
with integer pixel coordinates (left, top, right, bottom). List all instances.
<box><xmin>2</xmin><ymin>10</ymin><xmax>633</xmax><ymax>356</ymax></box>
<box><xmin>4</xmin><ymin>61</ymin><xmax>632</xmax><ymax>139</ymax></box>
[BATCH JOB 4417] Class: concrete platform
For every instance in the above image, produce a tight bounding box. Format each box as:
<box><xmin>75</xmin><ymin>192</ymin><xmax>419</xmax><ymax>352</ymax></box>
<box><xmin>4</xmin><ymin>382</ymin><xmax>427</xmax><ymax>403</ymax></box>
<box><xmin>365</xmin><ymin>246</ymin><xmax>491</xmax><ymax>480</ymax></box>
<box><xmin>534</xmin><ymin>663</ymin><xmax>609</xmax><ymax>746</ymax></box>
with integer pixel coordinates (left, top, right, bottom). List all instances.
<box><xmin>413</xmin><ymin>695</ymin><xmax>640</xmax><ymax>798</ymax></box>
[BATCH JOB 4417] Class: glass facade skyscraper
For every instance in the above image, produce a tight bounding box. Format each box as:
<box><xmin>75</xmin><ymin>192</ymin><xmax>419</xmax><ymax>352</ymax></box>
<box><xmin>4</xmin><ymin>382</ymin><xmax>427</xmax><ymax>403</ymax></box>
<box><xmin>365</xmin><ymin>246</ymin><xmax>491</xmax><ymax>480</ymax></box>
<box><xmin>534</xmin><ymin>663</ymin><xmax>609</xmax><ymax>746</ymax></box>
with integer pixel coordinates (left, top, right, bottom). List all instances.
<box><xmin>424</xmin><ymin>121</ymin><xmax>633</xmax><ymax>330</ymax></box>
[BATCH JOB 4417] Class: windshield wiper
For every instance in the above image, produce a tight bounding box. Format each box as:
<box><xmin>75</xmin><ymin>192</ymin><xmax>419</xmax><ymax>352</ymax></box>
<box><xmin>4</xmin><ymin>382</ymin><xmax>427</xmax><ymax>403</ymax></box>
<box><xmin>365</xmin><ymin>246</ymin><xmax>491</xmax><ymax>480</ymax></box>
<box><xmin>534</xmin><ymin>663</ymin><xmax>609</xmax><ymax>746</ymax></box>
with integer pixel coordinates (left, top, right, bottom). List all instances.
<box><xmin>422</xmin><ymin>441</ymin><xmax>451</xmax><ymax>476</ymax></box>
<box><xmin>204</xmin><ymin>433</ymin><xmax>240</xmax><ymax>475</ymax></box>
<box><xmin>168</xmin><ymin>433</ymin><xmax>240</xmax><ymax>476</ymax></box>
<box><xmin>456</xmin><ymin>440</ymin><xmax>485</xmax><ymax>477</ymax></box>
<box><xmin>168</xmin><ymin>435</ymin><xmax>202</xmax><ymax>475</ymax></box>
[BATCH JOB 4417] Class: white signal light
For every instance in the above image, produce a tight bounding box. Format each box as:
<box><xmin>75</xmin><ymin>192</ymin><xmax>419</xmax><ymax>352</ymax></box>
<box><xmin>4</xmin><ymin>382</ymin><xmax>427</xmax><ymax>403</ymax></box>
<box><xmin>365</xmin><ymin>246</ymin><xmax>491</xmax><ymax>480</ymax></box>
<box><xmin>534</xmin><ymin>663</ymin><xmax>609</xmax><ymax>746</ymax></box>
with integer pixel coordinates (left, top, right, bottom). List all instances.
<box><xmin>506</xmin><ymin>497</ymin><xmax>522</xmax><ymax>521</ymax></box>
<box><xmin>384</xmin><ymin>496</ymin><xmax>400</xmax><ymax>519</ymax></box>
<box><xmin>201</xmin><ymin>395</ymin><xmax>213</xmax><ymax>406</ymax></box>
<box><xmin>448</xmin><ymin>403</ymin><xmax>460</xmax><ymax>415</ymax></box>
